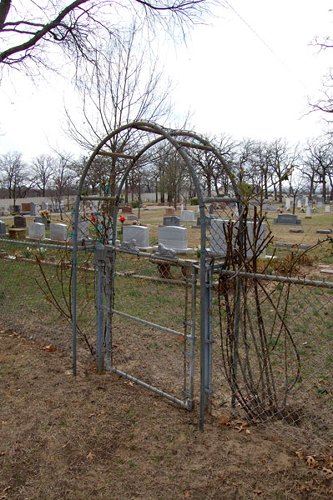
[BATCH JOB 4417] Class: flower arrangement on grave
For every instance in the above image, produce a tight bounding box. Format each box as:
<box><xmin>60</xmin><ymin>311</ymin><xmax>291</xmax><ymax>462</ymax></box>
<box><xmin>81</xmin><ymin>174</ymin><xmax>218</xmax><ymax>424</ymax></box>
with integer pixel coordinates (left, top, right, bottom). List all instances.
<box><xmin>39</xmin><ymin>209</ymin><xmax>50</xmax><ymax>220</ymax></box>
<box><xmin>119</xmin><ymin>216</ymin><xmax>126</xmax><ymax>224</ymax></box>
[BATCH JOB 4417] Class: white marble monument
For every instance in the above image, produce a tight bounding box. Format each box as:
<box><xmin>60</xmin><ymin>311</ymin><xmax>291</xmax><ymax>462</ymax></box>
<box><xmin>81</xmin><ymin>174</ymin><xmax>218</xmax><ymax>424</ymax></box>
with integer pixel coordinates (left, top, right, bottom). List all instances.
<box><xmin>28</xmin><ymin>222</ymin><xmax>45</xmax><ymax>240</ymax></box>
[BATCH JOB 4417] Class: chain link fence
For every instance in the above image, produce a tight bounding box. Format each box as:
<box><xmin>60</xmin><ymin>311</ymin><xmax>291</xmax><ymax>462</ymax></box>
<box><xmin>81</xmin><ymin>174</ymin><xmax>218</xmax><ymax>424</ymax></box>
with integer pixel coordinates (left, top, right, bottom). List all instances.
<box><xmin>0</xmin><ymin>239</ymin><xmax>96</xmax><ymax>363</ymax></box>
<box><xmin>210</xmin><ymin>269</ymin><xmax>333</xmax><ymax>449</ymax></box>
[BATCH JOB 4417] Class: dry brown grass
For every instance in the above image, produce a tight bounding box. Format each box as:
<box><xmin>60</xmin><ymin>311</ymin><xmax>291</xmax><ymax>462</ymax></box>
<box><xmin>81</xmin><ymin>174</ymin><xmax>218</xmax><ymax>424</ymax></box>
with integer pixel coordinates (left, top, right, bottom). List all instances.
<box><xmin>1</xmin><ymin>328</ymin><xmax>333</xmax><ymax>499</ymax></box>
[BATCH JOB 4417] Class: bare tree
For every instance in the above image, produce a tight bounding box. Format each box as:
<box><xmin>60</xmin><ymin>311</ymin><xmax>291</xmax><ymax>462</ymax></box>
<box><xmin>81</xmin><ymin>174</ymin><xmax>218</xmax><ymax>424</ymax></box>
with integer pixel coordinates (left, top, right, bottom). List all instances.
<box><xmin>0</xmin><ymin>151</ymin><xmax>32</xmax><ymax>204</ymax></box>
<box><xmin>31</xmin><ymin>154</ymin><xmax>55</xmax><ymax>196</ymax></box>
<box><xmin>302</xmin><ymin>138</ymin><xmax>333</xmax><ymax>202</ymax></box>
<box><xmin>67</xmin><ymin>24</ymin><xmax>172</xmax><ymax>195</ymax></box>
<box><xmin>51</xmin><ymin>152</ymin><xmax>77</xmax><ymax>217</ymax></box>
<box><xmin>0</xmin><ymin>0</ymin><xmax>210</xmax><ymax>72</ymax></box>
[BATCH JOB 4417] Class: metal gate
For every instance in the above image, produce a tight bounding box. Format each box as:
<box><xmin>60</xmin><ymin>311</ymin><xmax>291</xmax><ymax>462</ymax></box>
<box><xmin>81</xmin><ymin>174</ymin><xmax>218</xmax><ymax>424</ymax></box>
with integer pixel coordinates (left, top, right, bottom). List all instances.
<box><xmin>94</xmin><ymin>244</ymin><xmax>198</xmax><ymax>409</ymax></box>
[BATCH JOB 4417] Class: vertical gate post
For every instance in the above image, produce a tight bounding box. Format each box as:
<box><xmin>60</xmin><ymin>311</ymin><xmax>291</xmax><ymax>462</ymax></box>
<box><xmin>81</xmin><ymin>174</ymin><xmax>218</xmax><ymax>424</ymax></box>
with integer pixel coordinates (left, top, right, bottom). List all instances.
<box><xmin>95</xmin><ymin>244</ymin><xmax>106</xmax><ymax>373</ymax></box>
<box><xmin>199</xmin><ymin>213</ymin><xmax>213</xmax><ymax>430</ymax></box>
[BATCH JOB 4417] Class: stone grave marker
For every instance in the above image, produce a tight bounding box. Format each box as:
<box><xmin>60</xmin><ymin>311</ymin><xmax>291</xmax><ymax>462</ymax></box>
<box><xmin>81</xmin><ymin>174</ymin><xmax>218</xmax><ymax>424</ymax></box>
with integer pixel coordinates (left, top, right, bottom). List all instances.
<box><xmin>123</xmin><ymin>225</ymin><xmax>149</xmax><ymax>248</ymax></box>
<box><xmin>209</xmin><ymin>219</ymin><xmax>231</xmax><ymax>257</ymax></box>
<box><xmin>77</xmin><ymin>220</ymin><xmax>90</xmax><ymax>240</ymax></box>
<box><xmin>127</xmin><ymin>214</ymin><xmax>138</xmax><ymax>221</ymax></box>
<box><xmin>180</xmin><ymin>209</ymin><xmax>195</xmax><ymax>222</ymax></box>
<box><xmin>163</xmin><ymin>216</ymin><xmax>180</xmax><ymax>226</ymax></box>
<box><xmin>28</xmin><ymin>222</ymin><xmax>45</xmax><ymax>240</ymax></box>
<box><xmin>50</xmin><ymin>223</ymin><xmax>68</xmax><ymax>241</ymax></box>
<box><xmin>0</xmin><ymin>220</ymin><xmax>6</xmax><ymax>235</ymax></box>
<box><xmin>158</xmin><ymin>226</ymin><xmax>188</xmax><ymax>252</ymax></box>
<box><xmin>121</xmin><ymin>206</ymin><xmax>133</xmax><ymax>214</ymax></box>
<box><xmin>30</xmin><ymin>203</ymin><xmax>37</xmax><ymax>216</ymax></box>
<box><xmin>297</xmin><ymin>199</ymin><xmax>302</xmax><ymax>209</ymax></box>
<box><xmin>164</xmin><ymin>207</ymin><xmax>176</xmax><ymax>216</ymax></box>
<box><xmin>325</xmin><ymin>205</ymin><xmax>331</xmax><ymax>213</ymax></box>
<box><xmin>285</xmin><ymin>197</ymin><xmax>291</xmax><ymax>210</ymax></box>
<box><xmin>14</xmin><ymin>215</ymin><xmax>26</xmax><ymax>228</ymax></box>
<box><xmin>305</xmin><ymin>206</ymin><xmax>312</xmax><ymax>218</ymax></box>
<box><xmin>273</xmin><ymin>213</ymin><xmax>301</xmax><ymax>225</ymax></box>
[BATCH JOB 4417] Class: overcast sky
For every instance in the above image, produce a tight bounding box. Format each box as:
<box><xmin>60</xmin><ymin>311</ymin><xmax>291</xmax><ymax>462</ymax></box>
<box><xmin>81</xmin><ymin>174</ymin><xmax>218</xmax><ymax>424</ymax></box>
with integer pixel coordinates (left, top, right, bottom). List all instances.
<box><xmin>0</xmin><ymin>0</ymin><xmax>332</xmax><ymax>160</ymax></box>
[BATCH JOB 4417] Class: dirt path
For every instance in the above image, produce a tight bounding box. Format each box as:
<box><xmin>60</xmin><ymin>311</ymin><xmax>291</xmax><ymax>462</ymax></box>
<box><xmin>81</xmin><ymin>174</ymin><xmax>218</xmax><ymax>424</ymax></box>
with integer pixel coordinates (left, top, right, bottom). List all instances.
<box><xmin>1</xmin><ymin>330</ymin><xmax>333</xmax><ymax>499</ymax></box>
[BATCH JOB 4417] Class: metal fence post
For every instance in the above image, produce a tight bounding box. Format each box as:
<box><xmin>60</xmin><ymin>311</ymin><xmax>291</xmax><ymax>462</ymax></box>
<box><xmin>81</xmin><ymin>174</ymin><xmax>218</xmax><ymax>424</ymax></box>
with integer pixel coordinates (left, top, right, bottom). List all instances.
<box><xmin>95</xmin><ymin>244</ymin><xmax>105</xmax><ymax>373</ymax></box>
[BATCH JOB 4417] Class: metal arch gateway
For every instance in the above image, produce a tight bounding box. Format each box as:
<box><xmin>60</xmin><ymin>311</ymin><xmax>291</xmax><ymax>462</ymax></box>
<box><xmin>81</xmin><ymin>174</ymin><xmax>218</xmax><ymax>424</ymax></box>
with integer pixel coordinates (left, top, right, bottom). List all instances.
<box><xmin>71</xmin><ymin>121</ymin><xmax>240</xmax><ymax>429</ymax></box>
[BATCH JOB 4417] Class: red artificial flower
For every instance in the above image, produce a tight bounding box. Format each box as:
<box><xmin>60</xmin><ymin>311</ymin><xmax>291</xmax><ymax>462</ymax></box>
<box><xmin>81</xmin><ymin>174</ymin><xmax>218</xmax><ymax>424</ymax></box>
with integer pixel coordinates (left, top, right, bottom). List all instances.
<box><xmin>90</xmin><ymin>216</ymin><xmax>97</xmax><ymax>223</ymax></box>
<box><xmin>119</xmin><ymin>216</ymin><xmax>126</xmax><ymax>223</ymax></box>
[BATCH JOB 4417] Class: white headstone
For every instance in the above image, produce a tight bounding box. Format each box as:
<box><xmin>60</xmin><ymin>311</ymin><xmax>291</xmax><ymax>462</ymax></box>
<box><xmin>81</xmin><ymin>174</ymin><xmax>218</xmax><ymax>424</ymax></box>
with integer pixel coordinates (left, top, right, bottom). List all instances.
<box><xmin>317</xmin><ymin>200</ymin><xmax>323</xmax><ymax>209</ymax></box>
<box><xmin>158</xmin><ymin>226</ymin><xmax>188</xmax><ymax>252</ymax></box>
<box><xmin>306</xmin><ymin>206</ymin><xmax>312</xmax><ymax>218</ymax></box>
<box><xmin>297</xmin><ymin>199</ymin><xmax>302</xmax><ymax>209</ymax></box>
<box><xmin>325</xmin><ymin>205</ymin><xmax>331</xmax><ymax>213</ymax></box>
<box><xmin>245</xmin><ymin>221</ymin><xmax>267</xmax><ymax>257</ymax></box>
<box><xmin>180</xmin><ymin>210</ymin><xmax>195</xmax><ymax>222</ymax></box>
<box><xmin>50</xmin><ymin>223</ymin><xmax>68</xmax><ymax>241</ymax></box>
<box><xmin>210</xmin><ymin>219</ymin><xmax>231</xmax><ymax>257</ymax></box>
<box><xmin>210</xmin><ymin>219</ymin><xmax>267</xmax><ymax>258</ymax></box>
<box><xmin>303</xmin><ymin>196</ymin><xmax>309</xmax><ymax>207</ymax></box>
<box><xmin>285</xmin><ymin>197</ymin><xmax>291</xmax><ymax>210</ymax></box>
<box><xmin>123</xmin><ymin>225</ymin><xmax>149</xmax><ymax>248</ymax></box>
<box><xmin>28</xmin><ymin>222</ymin><xmax>45</xmax><ymax>240</ymax></box>
<box><xmin>77</xmin><ymin>220</ymin><xmax>90</xmax><ymax>240</ymax></box>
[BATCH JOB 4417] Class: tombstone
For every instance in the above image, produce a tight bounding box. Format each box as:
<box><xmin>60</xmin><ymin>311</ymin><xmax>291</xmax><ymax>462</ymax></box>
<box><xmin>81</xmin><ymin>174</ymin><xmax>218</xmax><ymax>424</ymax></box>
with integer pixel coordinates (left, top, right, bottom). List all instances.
<box><xmin>41</xmin><ymin>202</ymin><xmax>47</xmax><ymax>210</ymax></box>
<box><xmin>210</xmin><ymin>219</ymin><xmax>231</xmax><ymax>257</ymax></box>
<box><xmin>30</xmin><ymin>203</ymin><xmax>37</xmax><ymax>216</ymax></box>
<box><xmin>77</xmin><ymin>220</ymin><xmax>90</xmax><ymax>240</ymax></box>
<box><xmin>325</xmin><ymin>205</ymin><xmax>331</xmax><ymax>213</ymax></box>
<box><xmin>285</xmin><ymin>197</ymin><xmax>291</xmax><ymax>210</ymax></box>
<box><xmin>163</xmin><ymin>216</ymin><xmax>180</xmax><ymax>226</ymax></box>
<box><xmin>208</xmin><ymin>219</ymin><xmax>264</xmax><ymax>258</ymax></box>
<box><xmin>127</xmin><ymin>214</ymin><xmax>139</xmax><ymax>222</ymax></box>
<box><xmin>245</xmin><ymin>221</ymin><xmax>267</xmax><ymax>258</ymax></box>
<box><xmin>14</xmin><ymin>215</ymin><xmax>27</xmax><ymax>228</ymax></box>
<box><xmin>50</xmin><ymin>223</ymin><xmax>68</xmax><ymax>242</ymax></box>
<box><xmin>158</xmin><ymin>226</ymin><xmax>188</xmax><ymax>252</ymax></box>
<box><xmin>303</xmin><ymin>196</ymin><xmax>308</xmax><ymax>207</ymax></box>
<box><xmin>297</xmin><ymin>199</ymin><xmax>302</xmax><ymax>209</ymax></box>
<box><xmin>180</xmin><ymin>210</ymin><xmax>195</xmax><ymax>222</ymax></box>
<box><xmin>0</xmin><ymin>220</ymin><xmax>6</xmax><ymax>235</ymax></box>
<box><xmin>123</xmin><ymin>225</ymin><xmax>149</xmax><ymax>248</ymax></box>
<box><xmin>34</xmin><ymin>216</ymin><xmax>45</xmax><ymax>225</ymax></box>
<box><xmin>305</xmin><ymin>206</ymin><xmax>312</xmax><ymax>218</ymax></box>
<box><xmin>317</xmin><ymin>200</ymin><xmax>323</xmax><ymax>209</ymax></box>
<box><xmin>121</xmin><ymin>206</ymin><xmax>133</xmax><ymax>214</ymax></box>
<box><xmin>21</xmin><ymin>202</ymin><xmax>32</xmax><ymax>214</ymax></box>
<box><xmin>28</xmin><ymin>222</ymin><xmax>45</xmax><ymax>240</ymax></box>
<box><xmin>273</xmin><ymin>213</ymin><xmax>301</xmax><ymax>225</ymax></box>
<box><xmin>164</xmin><ymin>207</ymin><xmax>176</xmax><ymax>216</ymax></box>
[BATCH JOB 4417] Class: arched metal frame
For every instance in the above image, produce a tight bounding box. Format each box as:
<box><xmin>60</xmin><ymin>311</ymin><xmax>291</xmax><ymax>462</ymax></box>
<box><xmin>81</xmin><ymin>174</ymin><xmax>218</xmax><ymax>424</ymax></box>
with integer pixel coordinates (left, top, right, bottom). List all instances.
<box><xmin>71</xmin><ymin>121</ymin><xmax>241</xmax><ymax>429</ymax></box>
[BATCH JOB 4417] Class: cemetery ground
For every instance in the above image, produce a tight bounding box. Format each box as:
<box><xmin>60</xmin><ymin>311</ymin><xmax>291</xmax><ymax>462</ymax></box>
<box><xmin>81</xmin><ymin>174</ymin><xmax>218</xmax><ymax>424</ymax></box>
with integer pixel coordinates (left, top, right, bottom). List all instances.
<box><xmin>1</xmin><ymin>206</ymin><xmax>333</xmax><ymax>498</ymax></box>
<box><xmin>2</xmin><ymin>329</ymin><xmax>333</xmax><ymax>499</ymax></box>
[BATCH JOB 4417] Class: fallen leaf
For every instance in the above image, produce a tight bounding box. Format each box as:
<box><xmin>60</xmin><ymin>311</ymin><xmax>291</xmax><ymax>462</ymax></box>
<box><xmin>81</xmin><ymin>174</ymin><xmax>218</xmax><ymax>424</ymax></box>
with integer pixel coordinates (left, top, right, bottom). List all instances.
<box><xmin>217</xmin><ymin>415</ymin><xmax>230</xmax><ymax>426</ymax></box>
<box><xmin>183</xmin><ymin>491</ymin><xmax>192</xmax><ymax>498</ymax></box>
<box><xmin>44</xmin><ymin>344</ymin><xmax>56</xmax><ymax>352</ymax></box>
<box><xmin>178</xmin><ymin>335</ymin><xmax>185</xmax><ymax>343</ymax></box>
<box><xmin>86</xmin><ymin>451</ymin><xmax>96</xmax><ymax>461</ymax></box>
